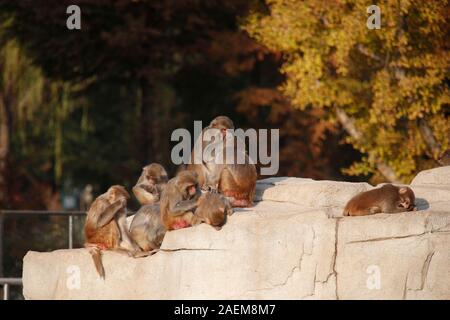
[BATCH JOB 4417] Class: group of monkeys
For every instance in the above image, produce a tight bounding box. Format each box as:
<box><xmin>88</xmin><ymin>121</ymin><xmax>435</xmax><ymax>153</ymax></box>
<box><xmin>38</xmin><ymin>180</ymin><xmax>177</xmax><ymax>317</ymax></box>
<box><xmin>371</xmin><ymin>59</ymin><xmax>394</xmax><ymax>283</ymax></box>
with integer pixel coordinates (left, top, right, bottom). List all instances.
<box><xmin>83</xmin><ymin>115</ymin><xmax>450</xmax><ymax>278</ymax></box>
<box><xmin>84</xmin><ymin>116</ymin><xmax>257</xmax><ymax>278</ymax></box>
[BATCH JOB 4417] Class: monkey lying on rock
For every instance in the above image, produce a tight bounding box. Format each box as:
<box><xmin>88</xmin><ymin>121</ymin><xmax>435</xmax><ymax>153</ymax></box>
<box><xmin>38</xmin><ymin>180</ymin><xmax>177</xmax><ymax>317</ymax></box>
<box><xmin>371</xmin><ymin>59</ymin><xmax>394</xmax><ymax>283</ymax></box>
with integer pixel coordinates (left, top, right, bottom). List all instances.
<box><xmin>129</xmin><ymin>188</ymin><xmax>234</xmax><ymax>254</ymax></box>
<box><xmin>343</xmin><ymin>184</ymin><xmax>416</xmax><ymax>216</ymax></box>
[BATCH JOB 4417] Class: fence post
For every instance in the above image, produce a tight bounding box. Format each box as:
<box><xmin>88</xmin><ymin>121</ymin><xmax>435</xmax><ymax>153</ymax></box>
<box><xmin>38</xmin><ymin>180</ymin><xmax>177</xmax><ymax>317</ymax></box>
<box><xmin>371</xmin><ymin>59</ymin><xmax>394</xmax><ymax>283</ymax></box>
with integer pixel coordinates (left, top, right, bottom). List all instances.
<box><xmin>0</xmin><ymin>214</ymin><xmax>3</xmax><ymax>277</ymax></box>
<box><xmin>68</xmin><ymin>214</ymin><xmax>73</xmax><ymax>249</ymax></box>
<box><xmin>3</xmin><ymin>283</ymin><xmax>9</xmax><ymax>300</ymax></box>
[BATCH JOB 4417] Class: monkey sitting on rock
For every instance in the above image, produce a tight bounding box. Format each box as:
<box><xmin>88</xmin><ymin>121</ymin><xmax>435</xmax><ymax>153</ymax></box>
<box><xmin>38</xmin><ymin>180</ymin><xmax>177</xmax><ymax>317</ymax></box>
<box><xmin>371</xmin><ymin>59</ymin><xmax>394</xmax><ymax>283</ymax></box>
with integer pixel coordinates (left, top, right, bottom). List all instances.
<box><xmin>343</xmin><ymin>184</ymin><xmax>416</xmax><ymax>216</ymax></box>
<box><xmin>84</xmin><ymin>185</ymin><xmax>143</xmax><ymax>278</ymax></box>
<box><xmin>133</xmin><ymin>163</ymin><xmax>169</xmax><ymax>205</ymax></box>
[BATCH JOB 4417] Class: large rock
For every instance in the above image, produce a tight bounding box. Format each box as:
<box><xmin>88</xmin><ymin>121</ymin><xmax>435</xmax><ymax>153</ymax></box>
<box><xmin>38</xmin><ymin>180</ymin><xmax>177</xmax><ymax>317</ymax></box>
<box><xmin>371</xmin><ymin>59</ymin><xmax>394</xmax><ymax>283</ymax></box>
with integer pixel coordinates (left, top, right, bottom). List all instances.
<box><xmin>23</xmin><ymin>167</ymin><xmax>450</xmax><ymax>299</ymax></box>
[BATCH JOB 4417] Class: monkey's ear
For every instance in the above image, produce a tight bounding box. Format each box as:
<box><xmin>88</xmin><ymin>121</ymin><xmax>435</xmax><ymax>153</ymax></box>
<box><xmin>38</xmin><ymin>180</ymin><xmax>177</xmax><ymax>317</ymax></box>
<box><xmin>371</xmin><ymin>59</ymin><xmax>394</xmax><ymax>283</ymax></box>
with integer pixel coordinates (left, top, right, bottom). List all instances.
<box><xmin>218</xmin><ymin>206</ymin><xmax>225</xmax><ymax>213</ymax></box>
<box><xmin>399</xmin><ymin>187</ymin><xmax>408</xmax><ymax>194</ymax></box>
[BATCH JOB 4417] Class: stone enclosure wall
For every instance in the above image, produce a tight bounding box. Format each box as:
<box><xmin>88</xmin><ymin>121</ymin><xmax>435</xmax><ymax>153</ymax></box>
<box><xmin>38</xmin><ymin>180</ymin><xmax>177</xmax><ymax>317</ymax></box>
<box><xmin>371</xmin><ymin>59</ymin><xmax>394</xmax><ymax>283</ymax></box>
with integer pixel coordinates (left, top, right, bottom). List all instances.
<box><xmin>22</xmin><ymin>167</ymin><xmax>450</xmax><ymax>299</ymax></box>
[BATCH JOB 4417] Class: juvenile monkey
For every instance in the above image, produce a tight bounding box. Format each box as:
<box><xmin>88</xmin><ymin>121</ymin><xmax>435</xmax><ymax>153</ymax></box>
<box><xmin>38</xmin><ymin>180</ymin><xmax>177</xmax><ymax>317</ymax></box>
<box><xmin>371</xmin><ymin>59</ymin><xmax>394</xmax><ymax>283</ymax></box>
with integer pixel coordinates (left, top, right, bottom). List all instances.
<box><xmin>438</xmin><ymin>149</ymin><xmax>450</xmax><ymax>166</ymax></box>
<box><xmin>160</xmin><ymin>170</ymin><xmax>202</xmax><ymax>230</ymax></box>
<box><xmin>195</xmin><ymin>192</ymin><xmax>234</xmax><ymax>230</ymax></box>
<box><xmin>188</xmin><ymin>116</ymin><xmax>257</xmax><ymax>207</ymax></box>
<box><xmin>84</xmin><ymin>185</ymin><xmax>140</xmax><ymax>278</ymax></box>
<box><xmin>130</xmin><ymin>204</ymin><xmax>166</xmax><ymax>253</ymax></box>
<box><xmin>343</xmin><ymin>184</ymin><xmax>416</xmax><ymax>217</ymax></box>
<box><xmin>133</xmin><ymin>163</ymin><xmax>168</xmax><ymax>205</ymax></box>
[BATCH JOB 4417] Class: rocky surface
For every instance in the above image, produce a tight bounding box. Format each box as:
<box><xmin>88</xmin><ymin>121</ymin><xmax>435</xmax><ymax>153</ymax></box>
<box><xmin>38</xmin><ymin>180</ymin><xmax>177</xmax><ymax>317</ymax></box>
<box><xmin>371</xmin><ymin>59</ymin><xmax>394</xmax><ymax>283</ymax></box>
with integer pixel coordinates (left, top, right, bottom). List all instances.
<box><xmin>22</xmin><ymin>167</ymin><xmax>450</xmax><ymax>299</ymax></box>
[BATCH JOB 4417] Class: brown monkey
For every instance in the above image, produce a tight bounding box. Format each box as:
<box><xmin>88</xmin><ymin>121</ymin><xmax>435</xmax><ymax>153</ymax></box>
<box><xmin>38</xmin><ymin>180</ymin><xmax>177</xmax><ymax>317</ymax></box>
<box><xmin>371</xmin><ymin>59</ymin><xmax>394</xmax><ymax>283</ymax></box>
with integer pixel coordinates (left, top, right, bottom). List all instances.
<box><xmin>438</xmin><ymin>149</ymin><xmax>450</xmax><ymax>166</ymax></box>
<box><xmin>188</xmin><ymin>116</ymin><xmax>257</xmax><ymax>207</ymax></box>
<box><xmin>343</xmin><ymin>184</ymin><xmax>416</xmax><ymax>217</ymax></box>
<box><xmin>84</xmin><ymin>185</ymin><xmax>140</xmax><ymax>278</ymax></box>
<box><xmin>133</xmin><ymin>163</ymin><xmax>168</xmax><ymax>205</ymax></box>
<box><xmin>188</xmin><ymin>116</ymin><xmax>235</xmax><ymax>187</ymax></box>
<box><xmin>160</xmin><ymin>170</ymin><xmax>202</xmax><ymax>230</ymax></box>
<box><xmin>195</xmin><ymin>192</ymin><xmax>234</xmax><ymax>230</ymax></box>
<box><xmin>130</xmin><ymin>204</ymin><xmax>166</xmax><ymax>254</ymax></box>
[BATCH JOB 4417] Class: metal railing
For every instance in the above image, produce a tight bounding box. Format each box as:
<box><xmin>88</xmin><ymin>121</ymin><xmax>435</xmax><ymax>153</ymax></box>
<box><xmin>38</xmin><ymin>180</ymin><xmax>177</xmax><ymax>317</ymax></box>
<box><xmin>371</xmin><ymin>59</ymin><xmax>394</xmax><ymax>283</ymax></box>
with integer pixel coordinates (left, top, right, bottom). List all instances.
<box><xmin>0</xmin><ymin>210</ymin><xmax>86</xmax><ymax>300</ymax></box>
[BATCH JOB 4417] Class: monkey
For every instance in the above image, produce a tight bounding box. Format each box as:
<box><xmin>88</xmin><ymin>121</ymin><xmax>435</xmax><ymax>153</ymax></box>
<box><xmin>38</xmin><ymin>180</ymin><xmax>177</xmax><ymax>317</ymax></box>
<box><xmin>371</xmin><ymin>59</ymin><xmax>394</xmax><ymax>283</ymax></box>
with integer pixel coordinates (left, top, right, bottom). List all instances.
<box><xmin>438</xmin><ymin>149</ymin><xmax>450</xmax><ymax>166</ymax></box>
<box><xmin>133</xmin><ymin>163</ymin><xmax>169</xmax><ymax>205</ymax></box>
<box><xmin>160</xmin><ymin>170</ymin><xmax>202</xmax><ymax>230</ymax></box>
<box><xmin>187</xmin><ymin>116</ymin><xmax>235</xmax><ymax>187</ymax></box>
<box><xmin>343</xmin><ymin>184</ymin><xmax>416</xmax><ymax>217</ymax></box>
<box><xmin>84</xmin><ymin>185</ymin><xmax>141</xmax><ymax>278</ymax></box>
<box><xmin>188</xmin><ymin>116</ymin><xmax>257</xmax><ymax>207</ymax></box>
<box><xmin>194</xmin><ymin>192</ymin><xmax>234</xmax><ymax>230</ymax></box>
<box><xmin>129</xmin><ymin>203</ymin><xmax>166</xmax><ymax>255</ymax></box>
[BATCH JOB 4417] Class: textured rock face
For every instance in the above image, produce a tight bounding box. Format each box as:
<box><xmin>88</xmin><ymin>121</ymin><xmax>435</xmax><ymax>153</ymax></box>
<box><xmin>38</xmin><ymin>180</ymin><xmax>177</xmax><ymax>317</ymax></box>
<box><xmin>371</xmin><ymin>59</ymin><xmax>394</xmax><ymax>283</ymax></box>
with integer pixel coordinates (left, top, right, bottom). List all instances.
<box><xmin>23</xmin><ymin>168</ymin><xmax>450</xmax><ymax>299</ymax></box>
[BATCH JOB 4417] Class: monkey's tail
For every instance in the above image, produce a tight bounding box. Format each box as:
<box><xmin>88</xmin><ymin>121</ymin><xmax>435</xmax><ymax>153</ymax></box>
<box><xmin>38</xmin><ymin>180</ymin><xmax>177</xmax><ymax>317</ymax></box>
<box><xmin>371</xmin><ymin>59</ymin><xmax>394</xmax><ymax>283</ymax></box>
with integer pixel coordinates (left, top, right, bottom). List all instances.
<box><xmin>85</xmin><ymin>244</ymin><xmax>105</xmax><ymax>279</ymax></box>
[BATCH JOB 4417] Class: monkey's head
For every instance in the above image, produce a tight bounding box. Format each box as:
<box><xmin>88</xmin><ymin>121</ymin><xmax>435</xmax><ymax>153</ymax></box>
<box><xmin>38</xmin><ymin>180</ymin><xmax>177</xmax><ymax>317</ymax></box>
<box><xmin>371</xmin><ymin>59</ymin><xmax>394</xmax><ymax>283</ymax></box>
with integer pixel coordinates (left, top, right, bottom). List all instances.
<box><xmin>397</xmin><ymin>187</ymin><xmax>416</xmax><ymax>211</ymax></box>
<box><xmin>107</xmin><ymin>185</ymin><xmax>130</xmax><ymax>202</ymax></box>
<box><xmin>197</xmin><ymin>193</ymin><xmax>228</xmax><ymax>230</ymax></box>
<box><xmin>209</xmin><ymin>116</ymin><xmax>234</xmax><ymax>137</ymax></box>
<box><xmin>143</xmin><ymin>163</ymin><xmax>169</xmax><ymax>184</ymax></box>
<box><xmin>438</xmin><ymin>149</ymin><xmax>450</xmax><ymax>166</ymax></box>
<box><xmin>175</xmin><ymin>171</ymin><xmax>200</xmax><ymax>199</ymax></box>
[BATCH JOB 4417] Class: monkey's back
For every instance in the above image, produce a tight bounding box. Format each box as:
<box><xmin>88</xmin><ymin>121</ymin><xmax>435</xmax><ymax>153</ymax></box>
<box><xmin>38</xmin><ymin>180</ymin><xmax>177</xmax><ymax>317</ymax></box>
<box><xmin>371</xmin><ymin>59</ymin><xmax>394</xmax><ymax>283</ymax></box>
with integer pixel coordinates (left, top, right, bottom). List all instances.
<box><xmin>343</xmin><ymin>184</ymin><xmax>398</xmax><ymax>216</ymax></box>
<box><xmin>85</xmin><ymin>219</ymin><xmax>120</xmax><ymax>248</ymax></box>
<box><xmin>130</xmin><ymin>204</ymin><xmax>165</xmax><ymax>250</ymax></box>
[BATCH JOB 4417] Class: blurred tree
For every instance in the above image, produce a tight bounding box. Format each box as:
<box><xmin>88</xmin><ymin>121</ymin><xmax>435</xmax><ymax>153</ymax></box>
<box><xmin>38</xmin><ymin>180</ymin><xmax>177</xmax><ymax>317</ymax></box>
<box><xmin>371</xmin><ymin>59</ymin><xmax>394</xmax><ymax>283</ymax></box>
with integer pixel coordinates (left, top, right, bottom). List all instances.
<box><xmin>243</xmin><ymin>0</ymin><xmax>450</xmax><ymax>183</ymax></box>
<box><xmin>0</xmin><ymin>0</ymin><xmax>364</xmax><ymax>212</ymax></box>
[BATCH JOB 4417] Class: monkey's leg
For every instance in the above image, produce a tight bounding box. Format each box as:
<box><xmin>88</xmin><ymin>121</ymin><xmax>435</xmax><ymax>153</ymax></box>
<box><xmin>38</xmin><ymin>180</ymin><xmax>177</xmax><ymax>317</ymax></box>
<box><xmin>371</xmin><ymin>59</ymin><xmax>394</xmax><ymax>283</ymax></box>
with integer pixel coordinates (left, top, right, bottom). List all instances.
<box><xmin>369</xmin><ymin>206</ymin><xmax>382</xmax><ymax>215</ymax></box>
<box><xmin>132</xmin><ymin>249</ymin><xmax>159</xmax><ymax>258</ymax></box>
<box><xmin>169</xmin><ymin>199</ymin><xmax>199</xmax><ymax>216</ymax></box>
<box><xmin>117</xmin><ymin>210</ymin><xmax>140</xmax><ymax>252</ymax></box>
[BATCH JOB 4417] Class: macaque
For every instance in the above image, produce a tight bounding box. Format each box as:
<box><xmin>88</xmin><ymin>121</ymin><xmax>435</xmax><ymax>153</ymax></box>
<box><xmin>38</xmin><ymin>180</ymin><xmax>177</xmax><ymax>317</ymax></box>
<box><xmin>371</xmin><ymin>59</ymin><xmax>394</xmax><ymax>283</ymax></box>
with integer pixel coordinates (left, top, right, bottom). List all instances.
<box><xmin>133</xmin><ymin>163</ymin><xmax>168</xmax><ymax>205</ymax></box>
<box><xmin>130</xmin><ymin>204</ymin><xmax>166</xmax><ymax>253</ymax></box>
<box><xmin>343</xmin><ymin>184</ymin><xmax>416</xmax><ymax>217</ymax></box>
<box><xmin>84</xmin><ymin>185</ymin><xmax>140</xmax><ymax>278</ymax></box>
<box><xmin>160</xmin><ymin>171</ymin><xmax>202</xmax><ymax>230</ymax></box>
<box><xmin>195</xmin><ymin>192</ymin><xmax>234</xmax><ymax>230</ymax></box>
<box><xmin>188</xmin><ymin>115</ymin><xmax>257</xmax><ymax>207</ymax></box>
<box><xmin>438</xmin><ymin>149</ymin><xmax>450</xmax><ymax>166</ymax></box>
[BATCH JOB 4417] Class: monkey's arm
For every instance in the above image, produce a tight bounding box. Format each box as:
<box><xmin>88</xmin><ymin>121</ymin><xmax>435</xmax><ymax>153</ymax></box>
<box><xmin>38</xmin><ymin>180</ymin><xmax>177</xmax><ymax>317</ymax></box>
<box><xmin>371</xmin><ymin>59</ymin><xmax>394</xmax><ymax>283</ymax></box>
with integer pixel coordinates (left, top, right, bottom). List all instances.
<box><xmin>96</xmin><ymin>200</ymin><xmax>125</xmax><ymax>228</ymax></box>
<box><xmin>169</xmin><ymin>199</ymin><xmax>199</xmax><ymax>216</ymax></box>
<box><xmin>135</xmin><ymin>183</ymin><xmax>157</xmax><ymax>193</ymax></box>
<box><xmin>204</xmin><ymin>164</ymin><xmax>225</xmax><ymax>192</ymax></box>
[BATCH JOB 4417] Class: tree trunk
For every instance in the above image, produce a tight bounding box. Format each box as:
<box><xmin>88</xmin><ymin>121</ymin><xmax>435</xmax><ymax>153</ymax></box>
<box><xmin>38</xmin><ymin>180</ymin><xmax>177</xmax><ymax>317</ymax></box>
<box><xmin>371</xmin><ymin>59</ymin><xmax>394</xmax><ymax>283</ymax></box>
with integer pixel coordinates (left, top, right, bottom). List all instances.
<box><xmin>418</xmin><ymin>119</ymin><xmax>441</xmax><ymax>159</ymax></box>
<box><xmin>0</xmin><ymin>92</ymin><xmax>12</xmax><ymax>206</ymax></box>
<box><xmin>335</xmin><ymin>107</ymin><xmax>401</xmax><ymax>183</ymax></box>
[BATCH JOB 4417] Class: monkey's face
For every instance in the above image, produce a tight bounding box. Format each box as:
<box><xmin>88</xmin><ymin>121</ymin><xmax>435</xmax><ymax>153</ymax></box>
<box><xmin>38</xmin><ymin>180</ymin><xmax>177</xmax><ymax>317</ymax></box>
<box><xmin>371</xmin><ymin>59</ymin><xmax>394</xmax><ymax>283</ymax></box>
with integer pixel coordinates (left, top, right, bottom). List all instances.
<box><xmin>210</xmin><ymin>116</ymin><xmax>234</xmax><ymax>137</ymax></box>
<box><xmin>146</xmin><ymin>174</ymin><xmax>156</xmax><ymax>185</ymax></box>
<box><xmin>398</xmin><ymin>187</ymin><xmax>416</xmax><ymax>211</ymax></box>
<box><xmin>176</xmin><ymin>171</ymin><xmax>200</xmax><ymax>199</ymax></box>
